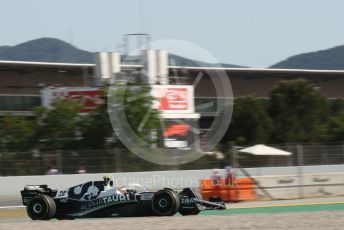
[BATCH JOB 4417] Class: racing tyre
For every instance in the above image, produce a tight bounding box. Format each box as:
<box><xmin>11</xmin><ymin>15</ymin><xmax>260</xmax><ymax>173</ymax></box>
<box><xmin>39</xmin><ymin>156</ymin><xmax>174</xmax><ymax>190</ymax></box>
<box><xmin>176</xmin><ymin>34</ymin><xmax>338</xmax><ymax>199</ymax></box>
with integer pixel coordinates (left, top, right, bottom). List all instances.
<box><xmin>152</xmin><ymin>189</ymin><xmax>180</xmax><ymax>216</ymax></box>
<box><xmin>27</xmin><ymin>195</ymin><xmax>56</xmax><ymax>220</ymax></box>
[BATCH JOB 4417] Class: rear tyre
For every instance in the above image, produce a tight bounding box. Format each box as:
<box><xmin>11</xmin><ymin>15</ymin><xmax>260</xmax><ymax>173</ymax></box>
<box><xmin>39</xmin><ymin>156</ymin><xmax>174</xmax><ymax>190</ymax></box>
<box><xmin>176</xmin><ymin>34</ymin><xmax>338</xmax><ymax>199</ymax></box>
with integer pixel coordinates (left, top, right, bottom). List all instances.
<box><xmin>152</xmin><ymin>189</ymin><xmax>180</xmax><ymax>216</ymax></box>
<box><xmin>27</xmin><ymin>195</ymin><xmax>56</xmax><ymax>220</ymax></box>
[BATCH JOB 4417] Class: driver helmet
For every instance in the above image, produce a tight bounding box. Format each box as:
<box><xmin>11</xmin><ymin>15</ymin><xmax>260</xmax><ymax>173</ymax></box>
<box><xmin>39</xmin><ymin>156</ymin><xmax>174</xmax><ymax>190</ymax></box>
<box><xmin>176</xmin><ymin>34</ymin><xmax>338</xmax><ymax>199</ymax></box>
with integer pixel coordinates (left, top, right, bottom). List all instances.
<box><xmin>103</xmin><ymin>176</ymin><xmax>113</xmax><ymax>187</ymax></box>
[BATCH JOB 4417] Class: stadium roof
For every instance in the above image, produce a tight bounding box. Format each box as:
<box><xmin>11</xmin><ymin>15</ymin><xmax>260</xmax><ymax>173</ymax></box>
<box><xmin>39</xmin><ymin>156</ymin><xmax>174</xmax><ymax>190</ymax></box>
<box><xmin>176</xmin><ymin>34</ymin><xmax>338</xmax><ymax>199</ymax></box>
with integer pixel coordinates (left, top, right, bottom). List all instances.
<box><xmin>1</xmin><ymin>60</ymin><xmax>344</xmax><ymax>76</ymax></box>
<box><xmin>0</xmin><ymin>60</ymin><xmax>94</xmax><ymax>67</ymax></box>
<box><xmin>169</xmin><ymin>66</ymin><xmax>344</xmax><ymax>74</ymax></box>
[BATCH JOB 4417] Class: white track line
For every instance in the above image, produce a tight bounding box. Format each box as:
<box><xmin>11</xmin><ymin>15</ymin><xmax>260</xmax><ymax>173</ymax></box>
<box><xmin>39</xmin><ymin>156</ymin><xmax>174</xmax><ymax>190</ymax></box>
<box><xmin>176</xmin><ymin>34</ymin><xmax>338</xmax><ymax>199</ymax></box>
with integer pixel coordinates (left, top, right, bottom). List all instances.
<box><xmin>0</xmin><ymin>205</ymin><xmax>24</xmax><ymax>209</ymax></box>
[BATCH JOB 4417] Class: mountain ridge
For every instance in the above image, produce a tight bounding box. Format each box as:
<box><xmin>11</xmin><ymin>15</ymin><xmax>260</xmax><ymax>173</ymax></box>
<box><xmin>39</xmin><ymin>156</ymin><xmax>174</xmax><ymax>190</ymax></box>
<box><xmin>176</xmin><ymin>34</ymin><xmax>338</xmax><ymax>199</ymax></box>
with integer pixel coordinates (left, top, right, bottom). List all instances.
<box><xmin>0</xmin><ymin>38</ymin><xmax>246</xmax><ymax>67</ymax></box>
<box><xmin>2</xmin><ymin>38</ymin><xmax>344</xmax><ymax>70</ymax></box>
<box><xmin>270</xmin><ymin>45</ymin><xmax>344</xmax><ymax>70</ymax></box>
<box><xmin>0</xmin><ymin>38</ymin><xmax>94</xmax><ymax>63</ymax></box>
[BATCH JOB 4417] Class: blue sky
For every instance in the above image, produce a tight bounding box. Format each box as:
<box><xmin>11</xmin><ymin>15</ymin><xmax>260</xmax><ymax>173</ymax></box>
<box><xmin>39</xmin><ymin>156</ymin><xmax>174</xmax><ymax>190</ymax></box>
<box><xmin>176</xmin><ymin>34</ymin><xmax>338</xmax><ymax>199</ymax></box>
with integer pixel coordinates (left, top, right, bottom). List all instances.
<box><xmin>1</xmin><ymin>0</ymin><xmax>344</xmax><ymax>67</ymax></box>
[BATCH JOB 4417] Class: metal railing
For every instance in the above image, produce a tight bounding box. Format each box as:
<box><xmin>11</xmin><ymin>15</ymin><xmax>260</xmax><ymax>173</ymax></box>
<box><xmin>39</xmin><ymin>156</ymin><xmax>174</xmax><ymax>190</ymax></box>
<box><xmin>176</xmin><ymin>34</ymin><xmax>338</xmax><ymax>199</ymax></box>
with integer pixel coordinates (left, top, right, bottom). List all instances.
<box><xmin>0</xmin><ymin>143</ymin><xmax>343</xmax><ymax>176</ymax></box>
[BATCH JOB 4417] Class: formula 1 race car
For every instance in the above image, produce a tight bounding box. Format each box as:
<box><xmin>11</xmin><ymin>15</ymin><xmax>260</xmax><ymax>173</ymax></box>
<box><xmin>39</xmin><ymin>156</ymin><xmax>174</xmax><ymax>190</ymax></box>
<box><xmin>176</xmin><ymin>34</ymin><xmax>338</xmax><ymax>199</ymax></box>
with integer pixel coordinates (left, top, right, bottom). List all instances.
<box><xmin>21</xmin><ymin>176</ymin><xmax>226</xmax><ymax>220</ymax></box>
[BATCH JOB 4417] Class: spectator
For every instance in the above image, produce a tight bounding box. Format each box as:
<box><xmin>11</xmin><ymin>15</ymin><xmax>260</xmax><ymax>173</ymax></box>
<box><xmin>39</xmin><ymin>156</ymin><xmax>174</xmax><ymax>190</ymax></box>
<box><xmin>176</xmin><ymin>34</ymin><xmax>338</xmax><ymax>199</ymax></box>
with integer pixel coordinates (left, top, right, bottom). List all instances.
<box><xmin>211</xmin><ymin>169</ymin><xmax>222</xmax><ymax>186</ymax></box>
<box><xmin>76</xmin><ymin>164</ymin><xmax>87</xmax><ymax>174</ymax></box>
<box><xmin>46</xmin><ymin>165</ymin><xmax>59</xmax><ymax>175</ymax></box>
<box><xmin>225</xmin><ymin>166</ymin><xmax>237</xmax><ymax>187</ymax></box>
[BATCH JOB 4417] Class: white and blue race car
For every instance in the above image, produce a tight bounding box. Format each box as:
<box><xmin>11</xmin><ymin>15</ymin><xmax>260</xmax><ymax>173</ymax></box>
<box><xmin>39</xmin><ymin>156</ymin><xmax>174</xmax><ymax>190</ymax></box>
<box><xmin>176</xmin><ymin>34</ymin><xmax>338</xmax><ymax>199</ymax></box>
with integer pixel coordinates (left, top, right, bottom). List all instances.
<box><xmin>21</xmin><ymin>176</ymin><xmax>226</xmax><ymax>220</ymax></box>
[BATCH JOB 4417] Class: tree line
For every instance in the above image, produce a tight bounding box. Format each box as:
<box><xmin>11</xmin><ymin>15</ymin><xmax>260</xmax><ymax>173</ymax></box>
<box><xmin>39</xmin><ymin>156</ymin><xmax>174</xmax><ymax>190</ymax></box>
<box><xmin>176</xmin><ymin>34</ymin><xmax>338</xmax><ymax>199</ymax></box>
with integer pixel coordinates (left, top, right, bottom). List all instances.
<box><xmin>221</xmin><ymin>79</ymin><xmax>344</xmax><ymax>147</ymax></box>
<box><xmin>0</xmin><ymin>79</ymin><xmax>343</xmax><ymax>153</ymax></box>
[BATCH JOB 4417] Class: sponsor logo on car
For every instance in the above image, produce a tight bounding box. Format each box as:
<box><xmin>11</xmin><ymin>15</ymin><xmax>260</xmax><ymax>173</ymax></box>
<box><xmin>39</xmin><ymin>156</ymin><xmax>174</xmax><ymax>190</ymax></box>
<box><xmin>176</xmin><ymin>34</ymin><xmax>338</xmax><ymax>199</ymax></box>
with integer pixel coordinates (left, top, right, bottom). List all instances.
<box><xmin>80</xmin><ymin>194</ymin><xmax>130</xmax><ymax>212</ymax></box>
<box><xmin>181</xmin><ymin>197</ymin><xmax>195</xmax><ymax>205</ymax></box>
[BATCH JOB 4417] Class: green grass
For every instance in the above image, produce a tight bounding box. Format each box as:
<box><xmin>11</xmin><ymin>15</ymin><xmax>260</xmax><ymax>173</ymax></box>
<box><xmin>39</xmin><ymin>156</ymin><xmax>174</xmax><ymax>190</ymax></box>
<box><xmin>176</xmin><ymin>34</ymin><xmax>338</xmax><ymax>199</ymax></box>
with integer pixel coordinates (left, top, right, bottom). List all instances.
<box><xmin>200</xmin><ymin>203</ymin><xmax>344</xmax><ymax>216</ymax></box>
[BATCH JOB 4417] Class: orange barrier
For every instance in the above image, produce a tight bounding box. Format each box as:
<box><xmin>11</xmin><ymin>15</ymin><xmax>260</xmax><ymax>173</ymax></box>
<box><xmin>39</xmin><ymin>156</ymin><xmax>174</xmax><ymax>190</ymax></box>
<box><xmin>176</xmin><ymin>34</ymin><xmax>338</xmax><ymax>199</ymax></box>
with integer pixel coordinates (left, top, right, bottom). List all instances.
<box><xmin>200</xmin><ymin>178</ymin><xmax>256</xmax><ymax>202</ymax></box>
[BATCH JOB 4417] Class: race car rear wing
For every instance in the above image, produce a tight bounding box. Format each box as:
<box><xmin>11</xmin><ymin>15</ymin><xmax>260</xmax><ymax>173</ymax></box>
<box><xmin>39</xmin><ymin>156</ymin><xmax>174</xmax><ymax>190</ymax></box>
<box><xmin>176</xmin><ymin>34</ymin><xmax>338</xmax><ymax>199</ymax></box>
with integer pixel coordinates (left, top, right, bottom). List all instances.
<box><xmin>21</xmin><ymin>185</ymin><xmax>57</xmax><ymax>206</ymax></box>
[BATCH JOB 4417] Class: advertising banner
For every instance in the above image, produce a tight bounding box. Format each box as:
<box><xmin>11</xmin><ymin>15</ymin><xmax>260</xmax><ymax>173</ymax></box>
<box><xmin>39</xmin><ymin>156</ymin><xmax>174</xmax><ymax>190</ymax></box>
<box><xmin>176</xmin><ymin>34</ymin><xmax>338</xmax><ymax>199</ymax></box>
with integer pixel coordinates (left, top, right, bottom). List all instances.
<box><xmin>151</xmin><ymin>85</ymin><xmax>195</xmax><ymax>114</ymax></box>
<box><xmin>41</xmin><ymin>88</ymin><xmax>104</xmax><ymax>113</ymax></box>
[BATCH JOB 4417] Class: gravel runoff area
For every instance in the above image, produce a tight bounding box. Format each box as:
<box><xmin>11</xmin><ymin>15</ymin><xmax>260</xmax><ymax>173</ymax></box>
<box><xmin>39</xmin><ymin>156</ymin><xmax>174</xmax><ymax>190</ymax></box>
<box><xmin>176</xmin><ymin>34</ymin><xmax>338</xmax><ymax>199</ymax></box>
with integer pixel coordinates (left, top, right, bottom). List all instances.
<box><xmin>1</xmin><ymin>211</ymin><xmax>344</xmax><ymax>230</ymax></box>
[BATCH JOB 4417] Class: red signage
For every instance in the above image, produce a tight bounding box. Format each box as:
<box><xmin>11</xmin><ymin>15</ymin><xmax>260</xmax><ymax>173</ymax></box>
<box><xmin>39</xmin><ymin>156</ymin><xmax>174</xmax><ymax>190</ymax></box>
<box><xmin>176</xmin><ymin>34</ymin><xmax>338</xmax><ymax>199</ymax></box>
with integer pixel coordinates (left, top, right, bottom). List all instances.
<box><xmin>163</xmin><ymin>124</ymin><xmax>190</xmax><ymax>137</ymax></box>
<box><xmin>67</xmin><ymin>91</ymin><xmax>104</xmax><ymax>112</ymax></box>
<box><xmin>158</xmin><ymin>88</ymin><xmax>188</xmax><ymax>111</ymax></box>
<box><xmin>48</xmin><ymin>89</ymin><xmax>105</xmax><ymax>113</ymax></box>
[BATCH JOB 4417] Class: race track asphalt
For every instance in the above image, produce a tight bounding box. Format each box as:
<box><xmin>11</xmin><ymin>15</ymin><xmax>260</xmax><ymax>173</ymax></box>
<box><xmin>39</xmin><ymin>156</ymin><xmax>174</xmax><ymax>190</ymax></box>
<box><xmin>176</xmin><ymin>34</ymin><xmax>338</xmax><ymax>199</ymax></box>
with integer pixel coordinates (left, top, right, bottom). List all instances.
<box><xmin>1</xmin><ymin>197</ymin><xmax>344</xmax><ymax>229</ymax></box>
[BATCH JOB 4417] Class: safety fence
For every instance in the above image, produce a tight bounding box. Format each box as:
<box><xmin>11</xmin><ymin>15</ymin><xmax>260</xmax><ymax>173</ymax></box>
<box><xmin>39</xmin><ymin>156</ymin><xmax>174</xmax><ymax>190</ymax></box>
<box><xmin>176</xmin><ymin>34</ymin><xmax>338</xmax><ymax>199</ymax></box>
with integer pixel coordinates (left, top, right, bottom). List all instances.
<box><xmin>0</xmin><ymin>143</ymin><xmax>343</xmax><ymax>176</ymax></box>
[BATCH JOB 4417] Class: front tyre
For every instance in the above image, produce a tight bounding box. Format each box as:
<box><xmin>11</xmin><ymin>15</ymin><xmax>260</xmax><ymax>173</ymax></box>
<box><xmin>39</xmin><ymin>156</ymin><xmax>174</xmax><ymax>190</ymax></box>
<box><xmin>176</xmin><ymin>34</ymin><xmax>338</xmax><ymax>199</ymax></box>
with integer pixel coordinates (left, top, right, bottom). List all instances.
<box><xmin>27</xmin><ymin>195</ymin><xmax>56</xmax><ymax>220</ymax></box>
<box><xmin>152</xmin><ymin>189</ymin><xmax>180</xmax><ymax>216</ymax></box>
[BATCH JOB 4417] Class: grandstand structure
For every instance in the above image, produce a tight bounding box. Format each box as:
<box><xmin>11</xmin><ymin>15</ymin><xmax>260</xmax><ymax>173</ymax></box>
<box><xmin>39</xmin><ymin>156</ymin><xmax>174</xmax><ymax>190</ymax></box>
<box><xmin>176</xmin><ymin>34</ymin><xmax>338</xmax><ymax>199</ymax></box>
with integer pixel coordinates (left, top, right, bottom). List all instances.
<box><xmin>0</xmin><ymin>59</ymin><xmax>343</xmax><ymax>120</ymax></box>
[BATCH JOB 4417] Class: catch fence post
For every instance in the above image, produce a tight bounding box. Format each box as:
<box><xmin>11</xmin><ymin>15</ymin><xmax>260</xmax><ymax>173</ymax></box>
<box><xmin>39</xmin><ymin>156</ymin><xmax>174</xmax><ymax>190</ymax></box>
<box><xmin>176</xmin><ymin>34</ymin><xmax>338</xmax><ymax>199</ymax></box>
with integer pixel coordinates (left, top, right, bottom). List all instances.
<box><xmin>115</xmin><ymin>148</ymin><xmax>122</xmax><ymax>172</ymax></box>
<box><xmin>57</xmin><ymin>150</ymin><xmax>63</xmax><ymax>174</ymax></box>
<box><xmin>342</xmin><ymin>141</ymin><xmax>344</xmax><ymax>164</ymax></box>
<box><xmin>231</xmin><ymin>146</ymin><xmax>237</xmax><ymax>169</ymax></box>
<box><xmin>297</xmin><ymin>144</ymin><xmax>304</xmax><ymax>199</ymax></box>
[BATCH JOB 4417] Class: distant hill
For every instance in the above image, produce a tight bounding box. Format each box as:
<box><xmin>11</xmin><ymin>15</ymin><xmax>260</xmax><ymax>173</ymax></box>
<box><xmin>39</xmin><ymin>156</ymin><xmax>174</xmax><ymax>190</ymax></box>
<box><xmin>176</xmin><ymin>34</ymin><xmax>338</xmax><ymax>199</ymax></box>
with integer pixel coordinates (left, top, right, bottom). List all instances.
<box><xmin>169</xmin><ymin>54</ymin><xmax>246</xmax><ymax>68</ymax></box>
<box><xmin>3</xmin><ymin>38</ymin><xmax>344</xmax><ymax>69</ymax></box>
<box><xmin>0</xmin><ymin>38</ymin><xmax>245</xmax><ymax>67</ymax></box>
<box><xmin>0</xmin><ymin>38</ymin><xmax>94</xmax><ymax>63</ymax></box>
<box><xmin>0</xmin><ymin>46</ymin><xmax>10</xmax><ymax>52</ymax></box>
<box><xmin>271</xmin><ymin>45</ymin><xmax>344</xmax><ymax>70</ymax></box>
